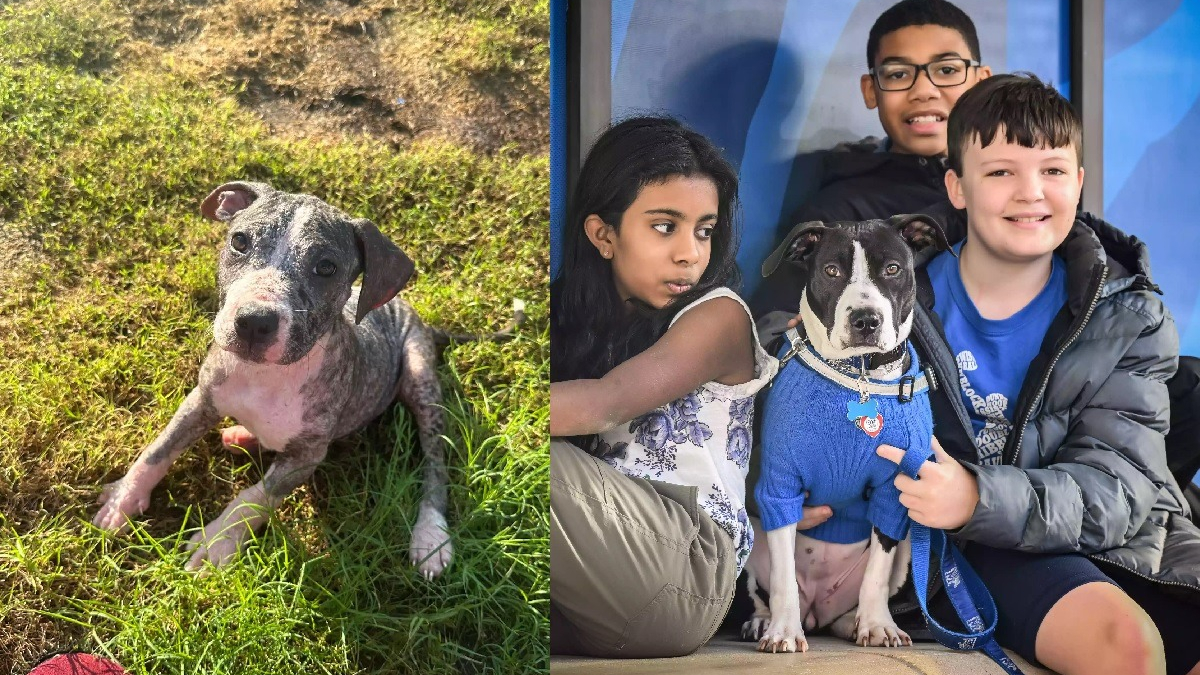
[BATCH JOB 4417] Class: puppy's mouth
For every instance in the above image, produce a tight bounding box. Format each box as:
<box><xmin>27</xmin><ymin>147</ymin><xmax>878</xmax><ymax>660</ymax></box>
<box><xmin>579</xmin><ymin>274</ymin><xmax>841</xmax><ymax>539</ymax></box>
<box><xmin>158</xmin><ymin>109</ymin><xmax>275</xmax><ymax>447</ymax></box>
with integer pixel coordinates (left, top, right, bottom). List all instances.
<box><xmin>218</xmin><ymin>336</ymin><xmax>277</xmax><ymax>363</ymax></box>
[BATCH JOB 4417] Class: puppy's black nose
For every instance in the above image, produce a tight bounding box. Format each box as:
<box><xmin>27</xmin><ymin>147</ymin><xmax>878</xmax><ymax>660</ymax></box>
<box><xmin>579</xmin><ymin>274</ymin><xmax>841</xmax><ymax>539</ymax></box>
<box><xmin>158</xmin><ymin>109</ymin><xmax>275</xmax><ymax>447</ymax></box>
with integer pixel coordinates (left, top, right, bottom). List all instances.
<box><xmin>235</xmin><ymin>307</ymin><xmax>280</xmax><ymax>344</ymax></box>
<box><xmin>850</xmin><ymin>309</ymin><xmax>882</xmax><ymax>336</ymax></box>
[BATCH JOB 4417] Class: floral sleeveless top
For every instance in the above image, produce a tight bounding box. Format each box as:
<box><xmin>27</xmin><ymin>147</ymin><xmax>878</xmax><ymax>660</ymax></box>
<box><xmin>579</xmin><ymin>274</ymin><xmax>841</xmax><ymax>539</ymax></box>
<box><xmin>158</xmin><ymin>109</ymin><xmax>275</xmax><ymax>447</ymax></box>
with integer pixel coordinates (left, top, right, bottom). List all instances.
<box><xmin>595</xmin><ymin>287</ymin><xmax>777</xmax><ymax>573</ymax></box>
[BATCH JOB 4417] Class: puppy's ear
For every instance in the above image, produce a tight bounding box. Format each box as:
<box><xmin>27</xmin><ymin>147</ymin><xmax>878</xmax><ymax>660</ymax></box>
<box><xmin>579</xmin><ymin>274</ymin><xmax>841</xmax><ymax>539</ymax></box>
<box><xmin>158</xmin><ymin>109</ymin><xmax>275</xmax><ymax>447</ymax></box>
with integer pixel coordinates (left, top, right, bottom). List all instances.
<box><xmin>762</xmin><ymin>221</ymin><xmax>828</xmax><ymax>277</ymax></box>
<box><xmin>352</xmin><ymin>218</ymin><xmax>415</xmax><ymax>324</ymax></box>
<box><xmin>889</xmin><ymin>214</ymin><xmax>952</xmax><ymax>254</ymax></box>
<box><xmin>200</xmin><ymin>181</ymin><xmax>273</xmax><ymax>221</ymax></box>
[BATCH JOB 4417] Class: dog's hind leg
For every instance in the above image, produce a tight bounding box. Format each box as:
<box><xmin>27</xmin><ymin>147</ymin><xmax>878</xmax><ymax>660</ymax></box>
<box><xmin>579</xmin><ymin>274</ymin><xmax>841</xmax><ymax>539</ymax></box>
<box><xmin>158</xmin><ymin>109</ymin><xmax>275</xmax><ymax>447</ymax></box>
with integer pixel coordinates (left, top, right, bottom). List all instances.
<box><xmin>398</xmin><ymin>328</ymin><xmax>453</xmax><ymax>580</ymax></box>
<box><xmin>740</xmin><ymin>571</ymin><xmax>773</xmax><ymax>641</ymax></box>
<box><xmin>852</xmin><ymin>528</ymin><xmax>911</xmax><ymax>647</ymax></box>
<box><xmin>220</xmin><ymin>425</ymin><xmax>261</xmax><ymax>453</ymax></box>
<box><xmin>888</xmin><ymin>535</ymin><xmax>912</xmax><ymax>597</ymax></box>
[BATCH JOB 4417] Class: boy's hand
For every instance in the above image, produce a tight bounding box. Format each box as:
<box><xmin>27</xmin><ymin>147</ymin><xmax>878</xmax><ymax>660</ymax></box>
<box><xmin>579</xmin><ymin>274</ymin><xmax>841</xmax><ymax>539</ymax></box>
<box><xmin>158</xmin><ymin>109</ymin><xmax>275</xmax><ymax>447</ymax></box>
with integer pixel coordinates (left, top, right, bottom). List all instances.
<box><xmin>876</xmin><ymin>437</ymin><xmax>979</xmax><ymax>530</ymax></box>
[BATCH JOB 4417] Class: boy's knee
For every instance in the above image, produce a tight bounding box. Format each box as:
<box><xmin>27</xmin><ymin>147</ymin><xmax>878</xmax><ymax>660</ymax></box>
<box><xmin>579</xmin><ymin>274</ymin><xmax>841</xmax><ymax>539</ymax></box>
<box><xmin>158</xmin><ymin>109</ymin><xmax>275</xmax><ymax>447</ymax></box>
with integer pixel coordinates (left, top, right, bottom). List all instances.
<box><xmin>1039</xmin><ymin>583</ymin><xmax>1166</xmax><ymax>675</ymax></box>
<box><xmin>1102</xmin><ymin>603</ymin><xmax>1164</xmax><ymax>675</ymax></box>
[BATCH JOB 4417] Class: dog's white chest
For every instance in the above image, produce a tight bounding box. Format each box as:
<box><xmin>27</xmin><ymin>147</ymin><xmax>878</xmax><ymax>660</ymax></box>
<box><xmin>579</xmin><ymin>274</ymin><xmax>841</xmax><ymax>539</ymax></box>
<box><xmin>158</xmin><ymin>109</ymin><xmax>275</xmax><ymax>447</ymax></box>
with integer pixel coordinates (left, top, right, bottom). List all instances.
<box><xmin>210</xmin><ymin>350</ymin><xmax>326</xmax><ymax>452</ymax></box>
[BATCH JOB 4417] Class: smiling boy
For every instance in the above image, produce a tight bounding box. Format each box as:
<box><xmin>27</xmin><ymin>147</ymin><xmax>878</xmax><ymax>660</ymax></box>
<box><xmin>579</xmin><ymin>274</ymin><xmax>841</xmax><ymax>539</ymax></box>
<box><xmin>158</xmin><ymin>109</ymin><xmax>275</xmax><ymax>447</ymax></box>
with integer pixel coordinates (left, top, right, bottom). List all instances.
<box><xmin>752</xmin><ymin>0</ymin><xmax>989</xmax><ymax>315</ymax></box>
<box><xmin>877</xmin><ymin>73</ymin><xmax>1200</xmax><ymax>675</ymax></box>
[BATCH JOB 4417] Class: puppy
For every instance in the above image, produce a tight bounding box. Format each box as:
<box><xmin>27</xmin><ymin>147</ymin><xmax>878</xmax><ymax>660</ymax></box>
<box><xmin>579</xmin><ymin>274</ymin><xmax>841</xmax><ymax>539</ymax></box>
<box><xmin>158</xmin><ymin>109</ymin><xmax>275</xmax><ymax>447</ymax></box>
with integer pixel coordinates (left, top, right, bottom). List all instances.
<box><xmin>747</xmin><ymin>214</ymin><xmax>949</xmax><ymax>652</ymax></box>
<box><xmin>92</xmin><ymin>181</ymin><xmax>490</xmax><ymax>577</ymax></box>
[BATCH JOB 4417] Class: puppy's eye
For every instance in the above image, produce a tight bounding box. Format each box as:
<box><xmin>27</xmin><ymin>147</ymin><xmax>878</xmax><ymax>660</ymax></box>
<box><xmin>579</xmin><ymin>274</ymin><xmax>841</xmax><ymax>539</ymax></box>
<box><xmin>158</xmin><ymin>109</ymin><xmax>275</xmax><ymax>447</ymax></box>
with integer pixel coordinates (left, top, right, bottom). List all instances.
<box><xmin>824</xmin><ymin>264</ymin><xmax>840</xmax><ymax>278</ymax></box>
<box><xmin>230</xmin><ymin>232</ymin><xmax>249</xmax><ymax>253</ymax></box>
<box><xmin>884</xmin><ymin>263</ymin><xmax>901</xmax><ymax>276</ymax></box>
<box><xmin>314</xmin><ymin>260</ymin><xmax>337</xmax><ymax>277</ymax></box>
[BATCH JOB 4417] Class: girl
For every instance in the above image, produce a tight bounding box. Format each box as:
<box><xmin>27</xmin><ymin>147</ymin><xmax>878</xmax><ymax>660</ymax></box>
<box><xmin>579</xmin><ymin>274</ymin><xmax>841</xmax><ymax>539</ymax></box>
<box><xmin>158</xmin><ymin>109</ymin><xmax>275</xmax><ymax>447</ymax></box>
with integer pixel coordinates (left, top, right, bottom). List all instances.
<box><xmin>549</xmin><ymin>117</ymin><xmax>777</xmax><ymax>658</ymax></box>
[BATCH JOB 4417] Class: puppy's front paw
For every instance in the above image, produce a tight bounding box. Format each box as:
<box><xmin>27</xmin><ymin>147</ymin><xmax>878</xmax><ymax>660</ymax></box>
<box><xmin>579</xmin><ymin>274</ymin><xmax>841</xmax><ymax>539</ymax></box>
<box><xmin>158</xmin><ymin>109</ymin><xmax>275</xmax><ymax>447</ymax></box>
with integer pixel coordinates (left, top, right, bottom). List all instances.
<box><xmin>184</xmin><ymin>517</ymin><xmax>251</xmax><ymax>576</ymax></box>
<box><xmin>741</xmin><ymin>615</ymin><xmax>771</xmax><ymax>641</ymax></box>
<box><xmin>853</xmin><ymin>612</ymin><xmax>911</xmax><ymax>648</ymax></box>
<box><xmin>92</xmin><ymin>478</ymin><xmax>152</xmax><ymax>533</ymax></box>
<box><xmin>757</xmin><ymin>608</ymin><xmax>807</xmax><ymax>653</ymax></box>
<box><xmin>411</xmin><ymin>508</ymin><xmax>452</xmax><ymax>580</ymax></box>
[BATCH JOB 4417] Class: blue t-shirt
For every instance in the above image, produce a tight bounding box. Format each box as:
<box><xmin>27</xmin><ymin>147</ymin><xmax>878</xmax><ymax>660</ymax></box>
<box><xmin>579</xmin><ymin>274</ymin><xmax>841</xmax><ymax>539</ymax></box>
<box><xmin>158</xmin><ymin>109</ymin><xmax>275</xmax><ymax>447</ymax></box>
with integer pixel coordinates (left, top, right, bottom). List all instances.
<box><xmin>927</xmin><ymin>243</ymin><xmax>1067</xmax><ymax>465</ymax></box>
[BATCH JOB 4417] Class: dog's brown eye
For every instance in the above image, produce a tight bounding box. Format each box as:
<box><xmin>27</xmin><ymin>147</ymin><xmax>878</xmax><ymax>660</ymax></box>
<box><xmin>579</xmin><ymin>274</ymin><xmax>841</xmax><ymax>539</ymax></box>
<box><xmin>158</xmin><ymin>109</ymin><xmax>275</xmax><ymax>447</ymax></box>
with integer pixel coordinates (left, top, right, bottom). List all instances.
<box><xmin>884</xmin><ymin>263</ymin><xmax>901</xmax><ymax>276</ymax></box>
<box><xmin>230</xmin><ymin>232</ymin><xmax>249</xmax><ymax>253</ymax></box>
<box><xmin>314</xmin><ymin>260</ymin><xmax>337</xmax><ymax>277</ymax></box>
<box><xmin>824</xmin><ymin>264</ymin><xmax>840</xmax><ymax>278</ymax></box>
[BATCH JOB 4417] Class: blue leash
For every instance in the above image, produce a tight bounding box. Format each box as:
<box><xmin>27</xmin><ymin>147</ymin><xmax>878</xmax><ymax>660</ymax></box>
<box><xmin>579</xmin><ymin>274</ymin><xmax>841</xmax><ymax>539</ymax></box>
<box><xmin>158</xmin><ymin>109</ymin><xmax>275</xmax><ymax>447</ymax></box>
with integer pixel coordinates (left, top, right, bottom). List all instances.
<box><xmin>896</xmin><ymin>450</ymin><xmax>1024</xmax><ymax>673</ymax></box>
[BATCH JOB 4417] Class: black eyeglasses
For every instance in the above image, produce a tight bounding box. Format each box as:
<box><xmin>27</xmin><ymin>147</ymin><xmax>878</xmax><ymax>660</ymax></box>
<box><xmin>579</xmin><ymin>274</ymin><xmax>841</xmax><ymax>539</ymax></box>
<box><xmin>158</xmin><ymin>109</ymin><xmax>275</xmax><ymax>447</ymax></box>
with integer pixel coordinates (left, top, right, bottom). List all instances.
<box><xmin>869</xmin><ymin>58</ymin><xmax>981</xmax><ymax>91</ymax></box>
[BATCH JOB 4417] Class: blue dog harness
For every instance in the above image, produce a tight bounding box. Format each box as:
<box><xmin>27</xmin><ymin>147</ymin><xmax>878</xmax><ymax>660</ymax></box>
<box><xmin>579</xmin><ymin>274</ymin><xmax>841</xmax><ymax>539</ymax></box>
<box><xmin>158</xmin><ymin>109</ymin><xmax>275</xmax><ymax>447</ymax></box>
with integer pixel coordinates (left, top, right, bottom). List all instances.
<box><xmin>776</xmin><ymin>328</ymin><xmax>1024</xmax><ymax>674</ymax></box>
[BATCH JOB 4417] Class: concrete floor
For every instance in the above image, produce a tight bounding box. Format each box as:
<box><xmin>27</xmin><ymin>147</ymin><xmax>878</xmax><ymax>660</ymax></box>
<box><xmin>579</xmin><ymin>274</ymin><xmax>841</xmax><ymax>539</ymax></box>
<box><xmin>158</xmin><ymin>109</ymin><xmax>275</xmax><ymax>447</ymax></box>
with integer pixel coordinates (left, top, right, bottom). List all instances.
<box><xmin>551</xmin><ymin>633</ymin><xmax>1054</xmax><ymax>675</ymax></box>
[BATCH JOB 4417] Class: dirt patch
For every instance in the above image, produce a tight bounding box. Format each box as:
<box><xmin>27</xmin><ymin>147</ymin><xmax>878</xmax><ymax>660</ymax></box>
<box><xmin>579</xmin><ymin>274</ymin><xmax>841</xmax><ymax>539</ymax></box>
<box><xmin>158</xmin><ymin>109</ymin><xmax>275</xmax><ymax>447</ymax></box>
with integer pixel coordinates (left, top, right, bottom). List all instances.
<box><xmin>0</xmin><ymin>221</ymin><xmax>46</xmax><ymax>289</ymax></box>
<box><xmin>116</xmin><ymin>0</ymin><xmax>548</xmax><ymax>154</ymax></box>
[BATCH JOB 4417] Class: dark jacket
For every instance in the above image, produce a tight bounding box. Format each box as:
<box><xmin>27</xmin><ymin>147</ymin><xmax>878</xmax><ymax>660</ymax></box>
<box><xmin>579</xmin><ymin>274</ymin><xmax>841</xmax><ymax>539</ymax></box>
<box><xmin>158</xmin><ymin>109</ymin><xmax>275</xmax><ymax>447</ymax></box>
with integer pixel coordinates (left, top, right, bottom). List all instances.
<box><xmin>914</xmin><ymin>210</ymin><xmax>1200</xmax><ymax>601</ymax></box>
<box><xmin>750</xmin><ymin>136</ymin><xmax>950</xmax><ymax>316</ymax></box>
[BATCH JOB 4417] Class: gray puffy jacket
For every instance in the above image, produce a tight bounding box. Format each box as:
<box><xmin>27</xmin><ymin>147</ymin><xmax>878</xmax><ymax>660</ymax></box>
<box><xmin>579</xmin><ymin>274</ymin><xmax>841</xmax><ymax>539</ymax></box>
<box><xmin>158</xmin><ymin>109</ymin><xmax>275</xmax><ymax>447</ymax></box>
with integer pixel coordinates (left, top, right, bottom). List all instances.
<box><xmin>915</xmin><ymin>211</ymin><xmax>1200</xmax><ymax>600</ymax></box>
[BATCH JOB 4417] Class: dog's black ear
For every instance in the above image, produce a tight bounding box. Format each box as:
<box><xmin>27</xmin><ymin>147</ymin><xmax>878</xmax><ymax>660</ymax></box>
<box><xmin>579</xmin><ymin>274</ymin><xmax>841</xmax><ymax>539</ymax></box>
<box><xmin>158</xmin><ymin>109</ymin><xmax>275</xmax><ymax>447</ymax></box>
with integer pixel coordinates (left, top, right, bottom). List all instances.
<box><xmin>200</xmin><ymin>181</ymin><xmax>273</xmax><ymax>221</ymax></box>
<box><xmin>352</xmin><ymin>218</ymin><xmax>415</xmax><ymax>324</ymax></box>
<box><xmin>762</xmin><ymin>221</ymin><xmax>828</xmax><ymax>277</ymax></box>
<box><xmin>889</xmin><ymin>214</ymin><xmax>952</xmax><ymax>254</ymax></box>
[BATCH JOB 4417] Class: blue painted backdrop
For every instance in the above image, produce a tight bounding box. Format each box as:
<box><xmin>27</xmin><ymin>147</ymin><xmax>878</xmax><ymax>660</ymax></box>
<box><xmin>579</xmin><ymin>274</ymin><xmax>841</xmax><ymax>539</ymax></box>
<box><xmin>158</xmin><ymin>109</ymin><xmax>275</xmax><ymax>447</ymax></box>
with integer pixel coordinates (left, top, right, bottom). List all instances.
<box><xmin>551</xmin><ymin>0</ymin><xmax>1198</xmax><ymax>354</ymax></box>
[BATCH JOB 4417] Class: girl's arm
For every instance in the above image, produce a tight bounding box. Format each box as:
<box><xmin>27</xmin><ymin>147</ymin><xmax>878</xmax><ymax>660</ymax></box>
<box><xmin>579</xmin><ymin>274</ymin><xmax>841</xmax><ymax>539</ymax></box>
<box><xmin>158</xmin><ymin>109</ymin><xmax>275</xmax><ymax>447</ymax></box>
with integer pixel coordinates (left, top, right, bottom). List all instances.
<box><xmin>550</xmin><ymin>296</ymin><xmax>755</xmax><ymax>437</ymax></box>
<box><xmin>954</xmin><ymin>303</ymin><xmax>1178</xmax><ymax>554</ymax></box>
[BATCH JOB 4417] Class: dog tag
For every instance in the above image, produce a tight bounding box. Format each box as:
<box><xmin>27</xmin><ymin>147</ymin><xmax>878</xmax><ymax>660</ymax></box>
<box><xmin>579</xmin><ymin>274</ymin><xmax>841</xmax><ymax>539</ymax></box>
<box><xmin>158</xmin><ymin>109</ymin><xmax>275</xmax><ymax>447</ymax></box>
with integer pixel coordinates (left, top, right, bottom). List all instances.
<box><xmin>848</xmin><ymin>397</ymin><xmax>884</xmax><ymax>437</ymax></box>
<box><xmin>846</xmin><ymin>397</ymin><xmax>878</xmax><ymax>421</ymax></box>
<box><xmin>856</xmin><ymin>414</ymin><xmax>884</xmax><ymax>438</ymax></box>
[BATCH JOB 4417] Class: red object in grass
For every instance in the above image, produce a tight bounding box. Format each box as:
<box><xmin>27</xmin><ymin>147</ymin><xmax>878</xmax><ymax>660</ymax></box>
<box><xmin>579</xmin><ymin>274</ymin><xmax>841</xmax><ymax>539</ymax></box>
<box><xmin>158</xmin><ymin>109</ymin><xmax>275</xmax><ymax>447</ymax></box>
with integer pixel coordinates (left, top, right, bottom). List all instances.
<box><xmin>27</xmin><ymin>653</ymin><xmax>127</xmax><ymax>675</ymax></box>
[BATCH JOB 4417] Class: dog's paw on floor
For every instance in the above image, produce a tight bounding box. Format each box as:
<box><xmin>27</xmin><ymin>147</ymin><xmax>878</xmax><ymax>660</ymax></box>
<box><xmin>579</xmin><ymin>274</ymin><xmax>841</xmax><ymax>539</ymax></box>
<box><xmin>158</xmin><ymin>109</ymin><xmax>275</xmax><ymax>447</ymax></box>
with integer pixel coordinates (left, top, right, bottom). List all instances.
<box><xmin>757</xmin><ymin>611</ymin><xmax>809</xmax><ymax>653</ymax></box>
<box><xmin>853</xmin><ymin>613</ymin><xmax>912</xmax><ymax>648</ymax></box>
<box><xmin>740</xmin><ymin>615</ymin><xmax>770</xmax><ymax>641</ymax></box>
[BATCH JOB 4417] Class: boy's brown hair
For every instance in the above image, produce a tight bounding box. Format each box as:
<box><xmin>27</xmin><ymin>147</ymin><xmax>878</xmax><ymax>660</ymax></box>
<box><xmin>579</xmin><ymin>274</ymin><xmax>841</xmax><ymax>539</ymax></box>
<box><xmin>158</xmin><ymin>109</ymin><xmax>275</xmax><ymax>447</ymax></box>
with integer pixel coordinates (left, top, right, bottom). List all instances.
<box><xmin>946</xmin><ymin>73</ymin><xmax>1082</xmax><ymax>175</ymax></box>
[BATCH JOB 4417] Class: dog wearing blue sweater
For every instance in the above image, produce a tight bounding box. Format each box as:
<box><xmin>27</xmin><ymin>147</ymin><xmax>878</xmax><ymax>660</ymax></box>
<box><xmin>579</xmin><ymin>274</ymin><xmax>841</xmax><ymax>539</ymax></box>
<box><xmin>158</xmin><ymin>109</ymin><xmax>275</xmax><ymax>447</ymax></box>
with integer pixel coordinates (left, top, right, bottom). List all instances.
<box><xmin>748</xmin><ymin>214</ymin><xmax>950</xmax><ymax>654</ymax></box>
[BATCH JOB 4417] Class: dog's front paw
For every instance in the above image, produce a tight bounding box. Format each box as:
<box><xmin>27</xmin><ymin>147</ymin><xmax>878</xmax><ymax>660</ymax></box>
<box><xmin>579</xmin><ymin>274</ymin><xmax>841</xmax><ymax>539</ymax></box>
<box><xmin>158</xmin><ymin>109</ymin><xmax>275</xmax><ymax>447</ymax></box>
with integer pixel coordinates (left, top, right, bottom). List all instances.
<box><xmin>741</xmin><ymin>615</ymin><xmax>771</xmax><ymax>641</ymax></box>
<box><xmin>411</xmin><ymin>508</ymin><xmax>452</xmax><ymax>580</ymax></box>
<box><xmin>853</xmin><ymin>612</ymin><xmax>911</xmax><ymax>648</ymax></box>
<box><xmin>92</xmin><ymin>478</ymin><xmax>152</xmax><ymax>533</ymax></box>
<box><xmin>757</xmin><ymin>608</ymin><xmax>807</xmax><ymax>653</ymax></box>
<box><xmin>184</xmin><ymin>517</ymin><xmax>251</xmax><ymax>576</ymax></box>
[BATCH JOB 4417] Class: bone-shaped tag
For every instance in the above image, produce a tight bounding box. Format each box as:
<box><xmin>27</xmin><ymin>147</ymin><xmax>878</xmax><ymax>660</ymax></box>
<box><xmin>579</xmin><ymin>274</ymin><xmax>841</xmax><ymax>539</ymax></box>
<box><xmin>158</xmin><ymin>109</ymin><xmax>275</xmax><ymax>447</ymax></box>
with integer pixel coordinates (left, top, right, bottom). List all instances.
<box><xmin>847</xmin><ymin>397</ymin><xmax>879</xmax><ymax>421</ymax></box>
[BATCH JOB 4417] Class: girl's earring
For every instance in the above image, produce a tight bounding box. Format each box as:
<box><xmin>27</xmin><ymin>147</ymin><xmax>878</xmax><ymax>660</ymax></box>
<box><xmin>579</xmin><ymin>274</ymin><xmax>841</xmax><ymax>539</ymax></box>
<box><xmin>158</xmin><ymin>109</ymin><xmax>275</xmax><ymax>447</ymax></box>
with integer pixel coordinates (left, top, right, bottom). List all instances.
<box><xmin>602</xmin><ymin>249</ymin><xmax>612</xmax><ymax>259</ymax></box>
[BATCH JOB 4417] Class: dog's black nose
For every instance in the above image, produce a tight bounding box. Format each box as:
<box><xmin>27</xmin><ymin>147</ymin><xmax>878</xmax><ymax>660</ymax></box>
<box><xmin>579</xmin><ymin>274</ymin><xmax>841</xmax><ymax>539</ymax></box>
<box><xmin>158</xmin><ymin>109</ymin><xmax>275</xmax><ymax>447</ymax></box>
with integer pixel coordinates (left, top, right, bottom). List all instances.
<box><xmin>850</xmin><ymin>309</ymin><xmax>882</xmax><ymax>336</ymax></box>
<box><xmin>235</xmin><ymin>307</ymin><xmax>280</xmax><ymax>344</ymax></box>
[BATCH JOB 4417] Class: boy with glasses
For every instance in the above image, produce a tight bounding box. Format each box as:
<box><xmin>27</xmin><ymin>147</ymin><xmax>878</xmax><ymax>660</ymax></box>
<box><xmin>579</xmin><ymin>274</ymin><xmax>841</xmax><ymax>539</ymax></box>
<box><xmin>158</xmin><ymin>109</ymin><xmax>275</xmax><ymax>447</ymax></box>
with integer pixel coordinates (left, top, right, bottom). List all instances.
<box><xmin>751</xmin><ymin>0</ymin><xmax>989</xmax><ymax>316</ymax></box>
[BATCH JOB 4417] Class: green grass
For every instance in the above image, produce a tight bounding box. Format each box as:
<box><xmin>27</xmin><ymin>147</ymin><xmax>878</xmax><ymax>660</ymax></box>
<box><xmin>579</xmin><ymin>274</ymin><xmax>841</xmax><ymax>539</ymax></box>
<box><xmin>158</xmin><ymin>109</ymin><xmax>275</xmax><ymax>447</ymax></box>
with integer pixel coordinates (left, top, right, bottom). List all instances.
<box><xmin>0</xmin><ymin>1</ymin><xmax>548</xmax><ymax>673</ymax></box>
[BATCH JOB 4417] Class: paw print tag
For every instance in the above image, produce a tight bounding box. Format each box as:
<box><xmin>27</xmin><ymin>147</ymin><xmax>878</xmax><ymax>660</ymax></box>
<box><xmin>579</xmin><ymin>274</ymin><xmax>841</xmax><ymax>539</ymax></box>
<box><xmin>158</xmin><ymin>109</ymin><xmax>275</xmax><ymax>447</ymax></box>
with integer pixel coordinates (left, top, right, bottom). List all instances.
<box><xmin>856</xmin><ymin>414</ymin><xmax>884</xmax><ymax>438</ymax></box>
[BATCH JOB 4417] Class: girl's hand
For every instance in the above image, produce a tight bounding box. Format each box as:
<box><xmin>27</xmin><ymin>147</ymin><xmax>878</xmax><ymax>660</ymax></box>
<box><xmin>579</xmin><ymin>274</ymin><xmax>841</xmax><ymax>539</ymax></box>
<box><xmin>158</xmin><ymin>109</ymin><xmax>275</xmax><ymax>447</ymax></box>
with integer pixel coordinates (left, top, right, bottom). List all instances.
<box><xmin>876</xmin><ymin>437</ymin><xmax>979</xmax><ymax>530</ymax></box>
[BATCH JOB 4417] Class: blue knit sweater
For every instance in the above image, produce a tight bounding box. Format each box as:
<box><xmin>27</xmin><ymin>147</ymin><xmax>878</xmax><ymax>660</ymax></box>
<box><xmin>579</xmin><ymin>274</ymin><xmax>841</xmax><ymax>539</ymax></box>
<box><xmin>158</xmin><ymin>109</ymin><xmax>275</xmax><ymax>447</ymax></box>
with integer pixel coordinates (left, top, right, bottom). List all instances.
<box><xmin>756</xmin><ymin>341</ymin><xmax>934</xmax><ymax>542</ymax></box>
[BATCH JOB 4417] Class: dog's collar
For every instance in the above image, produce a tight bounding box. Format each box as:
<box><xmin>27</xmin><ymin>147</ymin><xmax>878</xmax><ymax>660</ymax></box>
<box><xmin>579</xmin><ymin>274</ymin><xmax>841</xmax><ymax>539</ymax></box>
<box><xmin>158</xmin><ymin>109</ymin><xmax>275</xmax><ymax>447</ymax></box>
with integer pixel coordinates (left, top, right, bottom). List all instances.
<box><xmin>780</xmin><ymin>327</ymin><xmax>930</xmax><ymax>402</ymax></box>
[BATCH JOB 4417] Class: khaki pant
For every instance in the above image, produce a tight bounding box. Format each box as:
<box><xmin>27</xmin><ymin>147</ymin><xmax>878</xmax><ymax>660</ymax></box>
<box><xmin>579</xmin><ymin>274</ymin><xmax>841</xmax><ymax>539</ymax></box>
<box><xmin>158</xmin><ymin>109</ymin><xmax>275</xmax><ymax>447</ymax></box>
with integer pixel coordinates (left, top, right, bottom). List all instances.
<box><xmin>550</xmin><ymin>440</ymin><xmax>737</xmax><ymax>658</ymax></box>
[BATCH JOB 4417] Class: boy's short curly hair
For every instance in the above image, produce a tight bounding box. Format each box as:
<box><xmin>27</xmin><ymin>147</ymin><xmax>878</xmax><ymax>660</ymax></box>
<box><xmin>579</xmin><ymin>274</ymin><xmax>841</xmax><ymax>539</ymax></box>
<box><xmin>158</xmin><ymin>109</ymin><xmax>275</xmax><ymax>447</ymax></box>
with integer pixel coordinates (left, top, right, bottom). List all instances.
<box><xmin>946</xmin><ymin>73</ymin><xmax>1083</xmax><ymax>176</ymax></box>
<box><xmin>867</xmin><ymin>0</ymin><xmax>981</xmax><ymax>68</ymax></box>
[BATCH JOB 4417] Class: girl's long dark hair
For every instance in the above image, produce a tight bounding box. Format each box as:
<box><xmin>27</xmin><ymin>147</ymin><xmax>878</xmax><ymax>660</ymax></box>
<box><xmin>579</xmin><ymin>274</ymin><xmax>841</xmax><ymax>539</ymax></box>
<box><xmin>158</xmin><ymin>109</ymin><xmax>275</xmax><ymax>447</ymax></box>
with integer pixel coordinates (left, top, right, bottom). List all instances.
<box><xmin>551</xmin><ymin>116</ymin><xmax>742</xmax><ymax>383</ymax></box>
